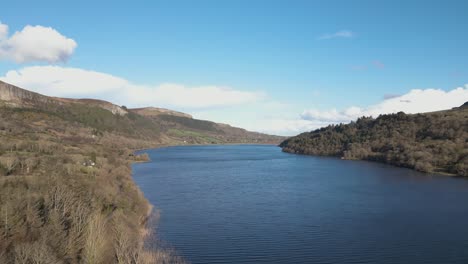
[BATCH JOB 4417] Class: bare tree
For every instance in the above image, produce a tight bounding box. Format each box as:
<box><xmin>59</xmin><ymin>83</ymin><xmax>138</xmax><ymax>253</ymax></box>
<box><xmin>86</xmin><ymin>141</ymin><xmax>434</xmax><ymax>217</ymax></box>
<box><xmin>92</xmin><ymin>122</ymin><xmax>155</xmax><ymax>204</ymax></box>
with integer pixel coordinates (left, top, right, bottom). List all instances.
<box><xmin>2</xmin><ymin>205</ymin><xmax>8</xmax><ymax>238</ymax></box>
<box><xmin>0</xmin><ymin>157</ymin><xmax>18</xmax><ymax>175</ymax></box>
<box><xmin>14</xmin><ymin>244</ymin><xmax>31</xmax><ymax>264</ymax></box>
<box><xmin>83</xmin><ymin>213</ymin><xmax>107</xmax><ymax>264</ymax></box>
<box><xmin>12</xmin><ymin>240</ymin><xmax>61</xmax><ymax>264</ymax></box>
<box><xmin>24</xmin><ymin>157</ymin><xmax>38</xmax><ymax>174</ymax></box>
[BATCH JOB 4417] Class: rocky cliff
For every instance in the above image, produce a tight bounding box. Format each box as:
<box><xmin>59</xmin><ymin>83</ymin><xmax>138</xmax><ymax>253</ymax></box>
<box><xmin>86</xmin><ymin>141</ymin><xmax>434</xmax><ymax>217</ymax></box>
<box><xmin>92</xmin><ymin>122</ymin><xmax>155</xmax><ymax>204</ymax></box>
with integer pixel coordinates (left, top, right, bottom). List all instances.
<box><xmin>0</xmin><ymin>80</ymin><xmax>128</xmax><ymax>115</ymax></box>
<box><xmin>0</xmin><ymin>81</ymin><xmax>59</xmax><ymax>107</ymax></box>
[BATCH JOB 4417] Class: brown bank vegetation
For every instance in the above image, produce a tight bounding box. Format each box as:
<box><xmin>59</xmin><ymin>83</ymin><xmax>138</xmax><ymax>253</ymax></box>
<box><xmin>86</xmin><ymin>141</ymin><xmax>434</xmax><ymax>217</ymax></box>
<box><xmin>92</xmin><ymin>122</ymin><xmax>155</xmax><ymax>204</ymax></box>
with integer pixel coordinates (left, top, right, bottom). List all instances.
<box><xmin>0</xmin><ymin>107</ymin><xmax>184</xmax><ymax>263</ymax></box>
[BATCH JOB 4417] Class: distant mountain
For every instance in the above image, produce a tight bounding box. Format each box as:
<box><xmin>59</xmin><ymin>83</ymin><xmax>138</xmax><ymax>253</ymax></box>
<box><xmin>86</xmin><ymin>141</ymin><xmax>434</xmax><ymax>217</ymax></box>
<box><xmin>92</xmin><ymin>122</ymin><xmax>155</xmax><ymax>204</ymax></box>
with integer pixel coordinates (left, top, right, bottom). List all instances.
<box><xmin>0</xmin><ymin>80</ymin><xmax>283</xmax><ymax>145</ymax></box>
<box><xmin>280</xmin><ymin>106</ymin><xmax>468</xmax><ymax>176</ymax></box>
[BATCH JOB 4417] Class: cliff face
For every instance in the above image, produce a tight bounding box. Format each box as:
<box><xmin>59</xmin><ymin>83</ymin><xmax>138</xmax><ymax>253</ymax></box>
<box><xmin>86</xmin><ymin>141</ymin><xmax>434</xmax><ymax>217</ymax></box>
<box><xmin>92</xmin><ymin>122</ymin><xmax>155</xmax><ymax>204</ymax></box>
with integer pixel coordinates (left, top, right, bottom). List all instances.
<box><xmin>0</xmin><ymin>81</ymin><xmax>59</xmax><ymax>107</ymax></box>
<box><xmin>0</xmin><ymin>81</ymin><xmax>199</xmax><ymax>118</ymax></box>
<box><xmin>0</xmin><ymin>80</ymin><xmax>127</xmax><ymax>115</ymax></box>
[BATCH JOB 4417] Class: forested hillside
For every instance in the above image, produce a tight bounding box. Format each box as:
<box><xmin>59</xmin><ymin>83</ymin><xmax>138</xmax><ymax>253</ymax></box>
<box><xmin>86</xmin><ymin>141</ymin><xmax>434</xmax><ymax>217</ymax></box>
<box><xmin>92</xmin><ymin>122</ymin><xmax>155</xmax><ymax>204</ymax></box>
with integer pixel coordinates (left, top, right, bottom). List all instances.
<box><xmin>280</xmin><ymin>106</ymin><xmax>468</xmax><ymax>176</ymax></box>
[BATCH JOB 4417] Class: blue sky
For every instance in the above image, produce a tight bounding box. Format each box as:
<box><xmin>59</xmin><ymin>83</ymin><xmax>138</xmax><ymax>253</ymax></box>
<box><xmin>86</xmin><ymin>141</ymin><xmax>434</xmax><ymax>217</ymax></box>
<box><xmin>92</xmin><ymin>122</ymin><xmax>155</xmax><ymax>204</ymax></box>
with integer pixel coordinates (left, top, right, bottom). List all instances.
<box><xmin>1</xmin><ymin>0</ymin><xmax>468</xmax><ymax>135</ymax></box>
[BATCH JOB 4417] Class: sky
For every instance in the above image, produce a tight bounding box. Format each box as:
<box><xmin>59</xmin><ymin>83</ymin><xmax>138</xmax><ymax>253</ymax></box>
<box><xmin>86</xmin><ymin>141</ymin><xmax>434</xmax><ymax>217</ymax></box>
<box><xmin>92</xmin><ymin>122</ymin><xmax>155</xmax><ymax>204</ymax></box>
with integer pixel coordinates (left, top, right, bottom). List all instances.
<box><xmin>0</xmin><ymin>0</ymin><xmax>467</xmax><ymax>135</ymax></box>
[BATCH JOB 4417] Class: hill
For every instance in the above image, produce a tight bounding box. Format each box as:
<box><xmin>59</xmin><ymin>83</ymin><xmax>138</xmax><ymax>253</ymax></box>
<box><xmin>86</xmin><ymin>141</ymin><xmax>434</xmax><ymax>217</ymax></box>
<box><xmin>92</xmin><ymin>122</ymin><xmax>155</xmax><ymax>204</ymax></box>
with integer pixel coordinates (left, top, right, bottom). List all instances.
<box><xmin>280</xmin><ymin>106</ymin><xmax>468</xmax><ymax>176</ymax></box>
<box><xmin>0</xmin><ymin>80</ymin><xmax>282</xmax><ymax>145</ymax></box>
<box><xmin>131</xmin><ymin>107</ymin><xmax>193</xmax><ymax>118</ymax></box>
<box><xmin>0</xmin><ymin>81</ymin><xmax>281</xmax><ymax>263</ymax></box>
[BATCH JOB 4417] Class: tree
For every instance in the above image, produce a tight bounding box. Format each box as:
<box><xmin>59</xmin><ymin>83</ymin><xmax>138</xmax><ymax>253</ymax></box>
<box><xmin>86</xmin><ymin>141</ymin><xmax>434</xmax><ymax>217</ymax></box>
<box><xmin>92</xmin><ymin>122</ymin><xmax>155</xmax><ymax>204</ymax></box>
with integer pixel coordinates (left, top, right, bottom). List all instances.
<box><xmin>0</xmin><ymin>157</ymin><xmax>18</xmax><ymax>175</ymax></box>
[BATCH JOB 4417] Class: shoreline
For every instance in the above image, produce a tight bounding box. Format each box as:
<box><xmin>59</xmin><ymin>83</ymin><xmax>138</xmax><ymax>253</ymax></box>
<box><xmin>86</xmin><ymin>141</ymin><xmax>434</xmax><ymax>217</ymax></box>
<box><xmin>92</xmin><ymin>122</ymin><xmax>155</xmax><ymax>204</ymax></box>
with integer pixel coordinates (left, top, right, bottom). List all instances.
<box><xmin>281</xmin><ymin>148</ymin><xmax>460</xmax><ymax>177</ymax></box>
<box><xmin>134</xmin><ymin>142</ymin><xmax>280</xmax><ymax>152</ymax></box>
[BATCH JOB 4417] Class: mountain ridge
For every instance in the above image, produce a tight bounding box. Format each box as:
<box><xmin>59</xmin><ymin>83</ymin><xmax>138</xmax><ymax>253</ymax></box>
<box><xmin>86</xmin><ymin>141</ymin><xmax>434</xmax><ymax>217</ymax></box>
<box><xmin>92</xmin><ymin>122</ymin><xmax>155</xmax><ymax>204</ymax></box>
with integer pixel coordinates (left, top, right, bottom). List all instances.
<box><xmin>0</xmin><ymin>80</ymin><xmax>128</xmax><ymax>115</ymax></box>
<box><xmin>0</xmin><ymin>80</ymin><xmax>283</xmax><ymax>145</ymax></box>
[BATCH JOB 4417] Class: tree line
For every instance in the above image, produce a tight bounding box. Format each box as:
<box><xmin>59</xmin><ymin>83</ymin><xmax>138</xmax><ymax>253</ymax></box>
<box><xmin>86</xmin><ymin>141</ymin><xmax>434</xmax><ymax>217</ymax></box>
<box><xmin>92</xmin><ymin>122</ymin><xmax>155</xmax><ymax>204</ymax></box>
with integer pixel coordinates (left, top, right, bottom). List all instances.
<box><xmin>280</xmin><ymin>106</ymin><xmax>468</xmax><ymax>176</ymax></box>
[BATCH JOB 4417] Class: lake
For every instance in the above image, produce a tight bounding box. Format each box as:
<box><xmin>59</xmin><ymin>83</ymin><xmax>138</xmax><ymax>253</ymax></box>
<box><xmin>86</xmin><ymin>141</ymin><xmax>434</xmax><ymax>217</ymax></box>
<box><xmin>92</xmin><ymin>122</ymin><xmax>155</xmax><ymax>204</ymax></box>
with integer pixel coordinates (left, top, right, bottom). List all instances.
<box><xmin>133</xmin><ymin>145</ymin><xmax>468</xmax><ymax>264</ymax></box>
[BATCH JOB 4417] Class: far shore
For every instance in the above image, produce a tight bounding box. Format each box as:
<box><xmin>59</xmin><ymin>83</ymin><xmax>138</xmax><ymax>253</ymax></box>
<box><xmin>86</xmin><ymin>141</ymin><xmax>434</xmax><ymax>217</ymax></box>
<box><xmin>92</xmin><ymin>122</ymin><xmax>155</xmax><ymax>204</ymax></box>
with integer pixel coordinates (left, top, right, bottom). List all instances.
<box><xmin>133</xmin><ymin>142</ymin><xmax>280</xmax><ymax>153</ymax></box>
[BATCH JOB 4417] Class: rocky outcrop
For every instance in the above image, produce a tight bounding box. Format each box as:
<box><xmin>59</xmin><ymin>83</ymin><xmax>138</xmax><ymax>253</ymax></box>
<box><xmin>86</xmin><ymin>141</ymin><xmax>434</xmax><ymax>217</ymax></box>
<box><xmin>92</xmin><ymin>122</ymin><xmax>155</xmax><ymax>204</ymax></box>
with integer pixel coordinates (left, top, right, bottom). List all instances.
<box><xmin>0</xmin><ymin>80</ymin><xmax>127</xmax><ymax>115</ymax></box>
<box><xmin>0</xmin><ymin>81</ymin><xmax>59</xmax><ymax>107</ymax></box>
<box><xmin>63</xmin><ymin>98</ymin><xmax>128</xmax><ymax>116</ymax></box>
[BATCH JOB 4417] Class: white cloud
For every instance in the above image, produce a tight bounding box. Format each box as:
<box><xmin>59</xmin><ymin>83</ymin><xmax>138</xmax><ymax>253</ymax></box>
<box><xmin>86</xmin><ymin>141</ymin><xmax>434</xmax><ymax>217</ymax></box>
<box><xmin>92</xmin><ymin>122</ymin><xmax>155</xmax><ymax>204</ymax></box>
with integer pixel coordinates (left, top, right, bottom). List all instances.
<box><xmin>0</xmin><ymin>66</ymin><xmax>264</xmax><ymax>109</ymax></box>
<box><xmin>300</xmin><ymin>107</ymin><xmax>361</xmax><ymax>123</ymax></box>
<box><xmin>249</xmin><ymin>86</ymin><xmax>468</xmax><ymax>136</ymax></box>
<box><xmin>351</xmin><ymin>61</ymin><xmax>385</xmax><ymax>71</ymax></box>
<box><xmin>123</xmin><ymin>83</ymin><xmax>263</xmax><ymax>108</ymax></box>
<box><xmin>0</xmin><ymin>21</ymin><xmax>77</xmax><ymax>63</ymax></box>
<box><xmin>302</xmin><ymin>86</ymin><xmax>468</xmax><ymax>123</ymax></box>
<box><xmin>372</xmin><ymin>60</ymin><xmax>385</xmax><ymax>69</ymax></box>
<box><xmin>191</xmin><ymin>101</ymin><xmax>301</xmax><ymax>136</ymax></box>
<box><xmin>0</xmin><ymin>23</ymin><xmax>8</xmax><ymax>40</ymax></box>
<box><xmin>318</xmin><ymin>30</ymin><xmax>354</xmax><ymax>40</ymax></box>
<box><xmin>243</xmin><ymin>118</ymin><xmax>330</xmax><ymax>136</ymax></box>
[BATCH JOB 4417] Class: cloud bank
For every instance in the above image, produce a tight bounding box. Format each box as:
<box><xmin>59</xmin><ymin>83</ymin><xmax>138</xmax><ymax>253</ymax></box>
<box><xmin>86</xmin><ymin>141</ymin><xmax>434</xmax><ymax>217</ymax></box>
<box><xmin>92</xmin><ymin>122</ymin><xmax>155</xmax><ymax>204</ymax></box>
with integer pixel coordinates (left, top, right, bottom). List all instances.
<box><xmin>243</xmin><ymin>86</ymin><xmax>468</xmax><ymax>136</ymax></box>
<box><xmin>242</xmin><ymin>118</ymin><xmax>332</xmax><ymax>136</ymax></box>
<box><xmin>301</xmin><ymin>87</ymin><xmax>468</xmax><ymax>124</ymax></box>
<box><xmin>0</xmin><ymin>22</ymin><xmax>77</xmax><ymax>63</ymax></box>
<box><xmin>0</xmin><ymin>66</ymin><xmax>264</xmax><ymax>109</ymax></box>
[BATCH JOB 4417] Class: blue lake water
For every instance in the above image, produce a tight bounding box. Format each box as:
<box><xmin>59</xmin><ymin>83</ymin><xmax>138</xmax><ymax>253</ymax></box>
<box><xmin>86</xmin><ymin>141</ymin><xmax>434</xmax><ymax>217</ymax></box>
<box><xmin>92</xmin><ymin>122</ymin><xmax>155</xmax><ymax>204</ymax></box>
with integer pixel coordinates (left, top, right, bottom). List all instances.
<box><xmin>133</xmin><ymin>145</ymin><xmax>468</xmax><ymax>264</ymax></box>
